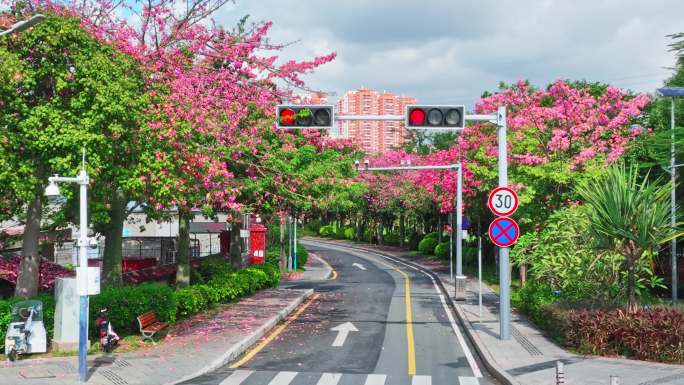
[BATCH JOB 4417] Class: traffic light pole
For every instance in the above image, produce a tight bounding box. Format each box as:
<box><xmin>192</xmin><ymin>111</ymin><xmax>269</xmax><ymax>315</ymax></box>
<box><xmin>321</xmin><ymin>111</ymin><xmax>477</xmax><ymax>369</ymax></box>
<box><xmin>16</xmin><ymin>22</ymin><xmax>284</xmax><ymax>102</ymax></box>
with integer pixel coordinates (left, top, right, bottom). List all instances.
<box><xmin>338</xmin><ymin>106</ymin><xmax>511</xmax><ymax>340</ymax></box>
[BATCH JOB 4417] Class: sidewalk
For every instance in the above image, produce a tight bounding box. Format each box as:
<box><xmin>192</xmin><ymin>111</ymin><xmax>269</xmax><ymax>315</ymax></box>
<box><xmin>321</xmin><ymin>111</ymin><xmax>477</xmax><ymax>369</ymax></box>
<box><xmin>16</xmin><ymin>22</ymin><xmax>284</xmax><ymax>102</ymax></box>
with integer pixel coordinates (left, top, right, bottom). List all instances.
<box><xmin>281</xmin><ymin>253</ymin><xmax>333</xmax><ymax>282</ymax></box>
<box><xmin>0</xmin><ymin>288</ymin><xmax>313</xmax><ymax>385</ymax></box>
<box><xmin>305</xmin><ymin>237</ymin><xmax>684</xmax><ymax>385</ymax></box>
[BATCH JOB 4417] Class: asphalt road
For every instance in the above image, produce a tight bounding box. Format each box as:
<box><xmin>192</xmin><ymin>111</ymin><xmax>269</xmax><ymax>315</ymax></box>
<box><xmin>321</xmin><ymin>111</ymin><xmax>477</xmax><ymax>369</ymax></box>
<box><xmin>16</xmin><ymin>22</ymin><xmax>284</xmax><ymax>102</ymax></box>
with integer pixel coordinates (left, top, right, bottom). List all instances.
<box><xmin>182</xmin><ymin>241</ymin><xmax>500</xmax><ymax>385</ymax></box>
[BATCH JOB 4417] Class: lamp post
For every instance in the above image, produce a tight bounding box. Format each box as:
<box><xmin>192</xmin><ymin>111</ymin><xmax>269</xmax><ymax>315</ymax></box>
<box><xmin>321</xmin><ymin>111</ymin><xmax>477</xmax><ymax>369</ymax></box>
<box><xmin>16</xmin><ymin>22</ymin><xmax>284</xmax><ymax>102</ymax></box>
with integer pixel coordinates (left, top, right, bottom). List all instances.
<box><xmin>0</xmin><ymin>14</ymin><xmax>45</xmax><ymax>37</ymax></box>
<box><xmin>657</xmin><ymin>86</ymin><xmax>684</xmax><ymax>304</ymax></box>
<box><xmin>44</xmin><ymin>156</ymin><xmax>92</xmax><ymax>382</ymax></box>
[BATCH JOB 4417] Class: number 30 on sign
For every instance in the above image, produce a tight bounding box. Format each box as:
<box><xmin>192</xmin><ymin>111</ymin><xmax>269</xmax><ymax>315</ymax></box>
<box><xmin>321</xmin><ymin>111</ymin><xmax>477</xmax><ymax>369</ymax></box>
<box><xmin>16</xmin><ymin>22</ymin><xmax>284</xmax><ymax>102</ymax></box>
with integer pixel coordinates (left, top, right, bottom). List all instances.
<box><xmin>488</xmin><ymin>187</ymin><xmax>519</xmax><ymax>217</ymax></box>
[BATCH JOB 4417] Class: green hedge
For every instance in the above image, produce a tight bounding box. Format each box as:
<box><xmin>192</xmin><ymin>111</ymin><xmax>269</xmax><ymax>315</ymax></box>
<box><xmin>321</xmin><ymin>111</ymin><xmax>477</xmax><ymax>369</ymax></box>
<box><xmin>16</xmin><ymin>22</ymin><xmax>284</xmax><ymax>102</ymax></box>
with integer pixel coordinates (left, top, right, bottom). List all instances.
<box><xmin>89</xmin><ymin>283</ymin><xmax>177</xmax><ymax>337</ymax></box>
<box><xmin>434</xmin><ymin>242</ymin><xmax>450</xmax><ymax>259</ymax></box>
<box><xmin>418</xmin><ymin>237</ymin><xmax>439</xmax><ymax>255</ymax></box>
<box><xmin>343</xmin><ymin>227</ymin><xmax>355</xmax><ymax>240</ymax></box>
<box><xmin>319</xmin><ymin>225</ymin><xmax>334</xmax><ymax>237</ymax></box>
<box><xmin>296</xmin><ymin>243</ymin><xmax>309</xmax><ymax>268</ymax></box>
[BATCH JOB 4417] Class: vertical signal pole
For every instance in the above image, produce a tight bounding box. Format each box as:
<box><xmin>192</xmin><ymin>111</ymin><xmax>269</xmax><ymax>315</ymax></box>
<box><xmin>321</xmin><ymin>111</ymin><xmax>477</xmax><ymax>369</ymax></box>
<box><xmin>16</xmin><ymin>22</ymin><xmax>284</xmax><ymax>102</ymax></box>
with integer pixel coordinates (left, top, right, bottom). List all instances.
<box><xmin>497</xmin><ymin>106</ymin><xmax>510</xmax><ymax>340</ymax></box>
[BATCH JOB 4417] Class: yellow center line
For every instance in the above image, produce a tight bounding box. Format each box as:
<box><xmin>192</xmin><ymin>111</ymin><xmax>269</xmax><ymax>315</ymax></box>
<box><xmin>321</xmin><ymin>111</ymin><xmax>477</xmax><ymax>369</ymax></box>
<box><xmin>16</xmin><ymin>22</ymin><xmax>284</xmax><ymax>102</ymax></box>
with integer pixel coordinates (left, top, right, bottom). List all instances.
<box><xmin>315</xmin><ymin>253</ymin><xmax>338</xmax><ymax>280</ymax></box>
<box><xmin>369</xmin><ymin>257</ymin><xmax>416</xmax><ymax>376</ymax></box>
<box><xmin>229</xmin><ymin>293</ymin><xmax>320</xmax><ymax>369</ymax></box>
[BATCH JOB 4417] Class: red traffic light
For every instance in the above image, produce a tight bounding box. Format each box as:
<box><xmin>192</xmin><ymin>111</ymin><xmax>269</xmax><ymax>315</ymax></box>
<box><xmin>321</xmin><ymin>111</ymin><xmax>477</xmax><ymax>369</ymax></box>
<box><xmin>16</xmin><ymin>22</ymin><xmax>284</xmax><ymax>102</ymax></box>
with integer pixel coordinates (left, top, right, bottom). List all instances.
<box><xmin>405</xmin><ymin>105</ymin><xmax>465</xmax><ymax>129</ymax></box>
<box><xmin>279</xmin><ymin>108</ymin><xmax>296</xmax><ymax>125</ymax></box>
<box><xmin>409</xmin><ymin>108</ymin><xmax>426</xmax><ymax>126</ymax></box>
<box><xmin>276</xmin><ymin>105</ymin><xmax>334</xmax><ymax>129</ymax></box>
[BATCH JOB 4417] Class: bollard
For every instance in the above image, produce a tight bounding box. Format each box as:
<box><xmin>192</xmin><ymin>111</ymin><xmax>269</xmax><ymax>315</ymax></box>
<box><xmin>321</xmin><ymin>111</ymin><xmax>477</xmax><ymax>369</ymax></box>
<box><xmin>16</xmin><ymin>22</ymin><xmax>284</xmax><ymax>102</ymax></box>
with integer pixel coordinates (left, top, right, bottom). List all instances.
<box><xmin>610</xmin><ymin>376</ymin><xmax>620</xmax><ymax>385</ymax></box>
<box><xmin>555</xmin><ymin>361</ymin><xmax>565</xmax><ymax>385</ymax></box>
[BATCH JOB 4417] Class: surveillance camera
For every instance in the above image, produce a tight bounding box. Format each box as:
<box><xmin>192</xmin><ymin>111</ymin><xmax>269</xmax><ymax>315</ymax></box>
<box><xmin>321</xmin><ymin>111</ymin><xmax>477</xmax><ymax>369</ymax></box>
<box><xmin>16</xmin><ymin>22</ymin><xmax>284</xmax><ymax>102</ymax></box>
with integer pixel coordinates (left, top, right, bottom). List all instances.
<box><xmin>88</xmin><ymin>238</ymin><xmax>98</xmax><ymax>249</ymax></box>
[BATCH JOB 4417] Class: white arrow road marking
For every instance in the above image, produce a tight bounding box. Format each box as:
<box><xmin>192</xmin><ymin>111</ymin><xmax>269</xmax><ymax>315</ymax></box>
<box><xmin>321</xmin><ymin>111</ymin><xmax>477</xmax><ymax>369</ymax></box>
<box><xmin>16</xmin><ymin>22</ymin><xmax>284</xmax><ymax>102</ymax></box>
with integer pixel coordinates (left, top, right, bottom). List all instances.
<box><xmin>363</xmin><ymin>374</ymin><xmax>387</xmax><ymax>385</ymax></box>
<box><xmin>352</xmin><ymin>262</ymin><xmax>367</xmax><ymax>270</ymax></box>
<box><xmin>219</xmin><ymin>370</ymin><xmax>253</xmax><ymax>385</ymax></box>
<box><xmin>267</xmin><ymin>371</ymin><xmax>298</xmax><ymax>385</ymax></box>
<box><xmin>411</xmin><ymin>375</ymin><xmax>432</xmax><ymax>385</ymax></box>
<box><xmin>458</xmin><ymin>377</ymin><xmax>479</xmax><ymax>385</ymax></box>
<box><xmin>315</xmin><ymin>373</ymin><xmax>342</xmax><ymax>385</ymax></box>
<box><xmin>330</xmin><ymin>321</ymin><xmax>358</xmax><ymax>347</ymax></box>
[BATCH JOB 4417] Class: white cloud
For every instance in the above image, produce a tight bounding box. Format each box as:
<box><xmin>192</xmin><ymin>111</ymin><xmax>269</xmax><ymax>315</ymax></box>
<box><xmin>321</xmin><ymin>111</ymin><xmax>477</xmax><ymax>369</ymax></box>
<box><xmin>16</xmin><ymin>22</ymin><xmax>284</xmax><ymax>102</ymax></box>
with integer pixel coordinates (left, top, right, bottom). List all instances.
<box><xmin>215</xmin><ymin>0</ymin><xmax>684</xmax><ymax>108</ymax></box>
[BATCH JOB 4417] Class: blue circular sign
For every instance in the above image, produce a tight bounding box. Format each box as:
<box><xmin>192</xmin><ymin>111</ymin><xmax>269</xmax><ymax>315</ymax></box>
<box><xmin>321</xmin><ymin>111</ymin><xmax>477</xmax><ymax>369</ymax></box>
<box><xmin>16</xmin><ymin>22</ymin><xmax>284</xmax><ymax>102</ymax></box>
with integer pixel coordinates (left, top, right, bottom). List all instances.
<box><xmin>488</xmin><ymin>217</ymin><xmax>520</xmax><ymax>247</ymax></box>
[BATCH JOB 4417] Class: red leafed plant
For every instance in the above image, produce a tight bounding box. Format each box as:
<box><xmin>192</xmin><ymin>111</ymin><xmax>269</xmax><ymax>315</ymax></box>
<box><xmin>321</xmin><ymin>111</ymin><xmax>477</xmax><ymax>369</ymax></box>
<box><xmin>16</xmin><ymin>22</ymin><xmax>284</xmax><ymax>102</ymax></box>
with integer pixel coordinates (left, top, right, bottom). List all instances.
<box><xmin>556</xmin><ymin>307</ymin><xmax>684</xmax><ymax>363</ymax></box>
<box><xmin>0</xmin><ymin>256</ymin><xmax>74</xmax><ymax>291</ymax></box>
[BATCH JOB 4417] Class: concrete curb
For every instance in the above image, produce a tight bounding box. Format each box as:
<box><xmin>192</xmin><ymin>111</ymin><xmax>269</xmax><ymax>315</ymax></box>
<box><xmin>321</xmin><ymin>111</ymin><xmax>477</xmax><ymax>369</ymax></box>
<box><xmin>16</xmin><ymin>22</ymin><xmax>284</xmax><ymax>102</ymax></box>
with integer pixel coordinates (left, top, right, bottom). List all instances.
<box><xmin>166</xmin><ymin>288</ymin><xmax>314</xmax><ymax>385</ymax></box>
<box><xmin>301</xmin><ymin>238</ymin><xmax>520</xmax><ymax>385</ymax></box>
<box><xmin>310</xmin><ymin>253</ymin><xmax>333</xmax><ymax>280</ymax></box>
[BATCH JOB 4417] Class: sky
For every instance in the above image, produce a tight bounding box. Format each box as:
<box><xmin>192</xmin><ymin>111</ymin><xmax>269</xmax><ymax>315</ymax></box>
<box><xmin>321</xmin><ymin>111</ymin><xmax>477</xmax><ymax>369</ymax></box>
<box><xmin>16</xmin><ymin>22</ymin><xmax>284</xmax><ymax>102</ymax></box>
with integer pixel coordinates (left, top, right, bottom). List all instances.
<box><xmin>215</xmin><ymin>0</ymin><xmax>684</xmax><ymax>109</ymax></box>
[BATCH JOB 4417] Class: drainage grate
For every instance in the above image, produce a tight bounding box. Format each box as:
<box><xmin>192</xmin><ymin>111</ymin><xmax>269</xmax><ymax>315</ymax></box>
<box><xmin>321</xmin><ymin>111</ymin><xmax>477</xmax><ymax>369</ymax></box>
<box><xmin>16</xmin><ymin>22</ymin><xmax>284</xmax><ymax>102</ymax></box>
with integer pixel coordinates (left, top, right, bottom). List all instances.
<box><xmin>100</xmin><ymin>369</ymin><xmax>129</xmax><ymax>385</ymax></box>
<box><xmin>115</xmin><ymin>360</ymin><xmax>132</xmax><ymax>368</ymax></box>
<box><xmin>639</xmin><ymin>373</ymin><xmax>684</xmax><ymax>385</ymax></box>
<box><xmin>511</xmin><ymin>326</ymin><xmax>543</xmax><ymax>356</ymax></box>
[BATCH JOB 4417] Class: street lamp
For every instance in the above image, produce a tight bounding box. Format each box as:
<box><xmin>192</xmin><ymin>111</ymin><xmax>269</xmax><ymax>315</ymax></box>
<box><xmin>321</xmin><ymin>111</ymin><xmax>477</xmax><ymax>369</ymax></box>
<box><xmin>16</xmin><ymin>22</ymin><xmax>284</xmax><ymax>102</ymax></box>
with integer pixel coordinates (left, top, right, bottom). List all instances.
<box><xmin>44</xmin><ymin>154</ymin><xmax>93</xmax><ymax>383</ymax></box>
<box><xmin>657</xmin><ymin>86</ymin><xmax>684</xmax><ymax>304</ymax></box>
<box><xmin>0</xmin><ymin>14</ymin><xmax>46</xmax><ymax>37</ymax></box>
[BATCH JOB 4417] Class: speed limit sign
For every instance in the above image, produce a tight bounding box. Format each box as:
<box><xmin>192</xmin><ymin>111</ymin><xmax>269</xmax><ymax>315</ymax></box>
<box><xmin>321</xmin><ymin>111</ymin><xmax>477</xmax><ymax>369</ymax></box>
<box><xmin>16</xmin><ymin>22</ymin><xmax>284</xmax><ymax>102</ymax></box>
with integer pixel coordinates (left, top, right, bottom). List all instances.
<box><xmin>488</xmin><ymin>187</ymin><xmax>519</xmax><ymax>216</ymax></box>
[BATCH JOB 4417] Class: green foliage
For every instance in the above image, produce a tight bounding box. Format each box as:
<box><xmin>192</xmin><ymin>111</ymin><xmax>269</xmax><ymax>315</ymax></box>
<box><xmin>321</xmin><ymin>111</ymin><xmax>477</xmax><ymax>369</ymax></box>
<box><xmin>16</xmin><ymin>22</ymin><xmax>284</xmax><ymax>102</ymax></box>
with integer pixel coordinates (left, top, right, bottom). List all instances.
<box><xmin>195</xmin><ymin>255</ymin><xmax>234</xmax><ymax>282</ymax></box>
<box><xmin>319</xmin><ymin>225</ymin><xmax>335</xmax><ymax>237</ymax></box>
<box><xmin>423</xmin><ymin>232</ymin><xmax>439</xmax><ymax>242</ymax></box>
<box><xmin>418</xmin><ymin>237</ymin><xmax>439</xmax><ymax>256</ymax></box>
<box><xmin>576</xmin><ymin>164</ymin><xmax>675</xmax><ymax>308</ymax></box>
<box><xmin>434</xmin><ymin>242</ymin><xmax>450</xmax><ymax>260</ymax></box>
<box><xmin>296</xmin><ymin>243</ymin><xmax>308</xmax><ymax>268</ymax></box>
<box><xmin>89</xmin><ymin>283</ymin><xmax>177</xmax><ymax>336</ymax></box>
<box><xmin>343</xmin><ymin>227</ymin><xmax>355</xmax><ymax>240</ymax></box>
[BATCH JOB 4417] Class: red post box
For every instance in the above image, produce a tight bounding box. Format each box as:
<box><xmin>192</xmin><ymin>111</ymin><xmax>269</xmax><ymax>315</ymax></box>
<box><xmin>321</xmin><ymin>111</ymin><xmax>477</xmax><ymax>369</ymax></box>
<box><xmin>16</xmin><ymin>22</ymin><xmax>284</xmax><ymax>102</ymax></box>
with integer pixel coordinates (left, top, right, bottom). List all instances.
<box><xmin>250</xmin><ymin>222</ymin><xmax>266</xmax><ymax>265</ymax></box>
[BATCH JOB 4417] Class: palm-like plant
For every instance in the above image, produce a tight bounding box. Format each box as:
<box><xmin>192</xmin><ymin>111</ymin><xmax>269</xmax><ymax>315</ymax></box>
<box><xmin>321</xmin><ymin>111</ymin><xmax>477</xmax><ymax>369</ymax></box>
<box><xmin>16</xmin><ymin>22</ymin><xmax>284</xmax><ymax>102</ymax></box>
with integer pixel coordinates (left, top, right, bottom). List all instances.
<box><xmin>576</xmin><ymin>164</ymin><xmax>674</xmax><ymax>312</ymax></box>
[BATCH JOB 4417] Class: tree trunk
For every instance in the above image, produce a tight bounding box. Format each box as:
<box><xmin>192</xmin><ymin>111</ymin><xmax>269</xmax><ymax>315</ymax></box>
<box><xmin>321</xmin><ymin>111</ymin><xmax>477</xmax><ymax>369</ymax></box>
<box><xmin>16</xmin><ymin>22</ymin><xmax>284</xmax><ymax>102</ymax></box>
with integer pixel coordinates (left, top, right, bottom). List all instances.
<box><xmin>15</xmin><ymin>193</ymin><xmax>42</xmax><ymax>298</ymax></box>
<box><xmin>175</xmin><ymin>210</ymin><xmax>190</xmax><ymax>288</ymax></box>
<box><xmin>438</xmin><ymin>215</ymin><xmax>442</xmax><ymax>242</ymax></box>
<box><xmin>102</xmin><ymin>188</ymin><xmax>126</xmax><ymax>289</ymax></box>
<box><xmin>399</xmin><ymin>211</ymin><xmax>405</xmax><ymax>249</ymax></box>
<box><xmin>520</xmin><ymin>263</ymin><xmax>528</xmax><ymax>288</ymax></box>
<box><xmin>626</xmin><ymin>258</ymin><xmax>637</xmax><ymax>313</ymax></box>
<box><xmin>229</xmin><ymin>221</ymin><xmax>242</xmax><ymax>269</ymax></box>
<box><xmin>377</xmin><ymin>222</ymin><xmax>384</xmax><ymax>245</ymax></box>
<box><xmin>279</xmin><ymin>213</ymin><xmax>286</xmax><ymax>272</ymax></box>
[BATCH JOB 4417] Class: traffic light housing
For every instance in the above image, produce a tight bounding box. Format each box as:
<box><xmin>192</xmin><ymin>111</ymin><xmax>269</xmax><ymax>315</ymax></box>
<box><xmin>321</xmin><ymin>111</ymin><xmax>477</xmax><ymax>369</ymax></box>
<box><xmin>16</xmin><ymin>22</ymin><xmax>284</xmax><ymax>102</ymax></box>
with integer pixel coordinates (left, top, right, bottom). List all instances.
<box><xmin>405</xmin><ymin>105</ymin><xmax>465</xmax><ymax>129</ymax></box>
<box><xmin>276</xmin><ymin>105</ymin><xmax>334</xmax><ymax>129</ymax></box>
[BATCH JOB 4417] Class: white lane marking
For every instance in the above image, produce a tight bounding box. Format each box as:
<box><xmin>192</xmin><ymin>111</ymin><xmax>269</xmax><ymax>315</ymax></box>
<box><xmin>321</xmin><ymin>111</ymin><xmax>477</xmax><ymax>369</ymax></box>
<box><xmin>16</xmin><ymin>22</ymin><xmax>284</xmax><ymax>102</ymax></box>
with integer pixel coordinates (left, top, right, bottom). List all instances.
<box><xmin>411</xmin><ymin>375</ymin><xmax>432</xmax><ymax>385</ymax></box>
<box><xmin>315</xmin><ymin>372</ymin><xmax>342</xmax><ymax>385</ymax></box>
<box><xmin>458</xmin><ymin>376</ymin><xmax>480</xmax><ymax>385</ymax></box>
<box><xmin>363</xmin><ymin>374</ymin><xmax>387</xmax><ymax>385</ymax></box>
<box><xmin>219</xmin><ymin>370</ymin><xmax>254</xmax><ymax>385</ymax></box>
<box><xmin>305</xmin><ymin>240</ymin><xmax>484</xmax><ymax>378</ymax></box>
<box><xmin>267</xmin><ymin>371</ymin><xmax>298</xmax><ymax>385</ymax></box>
<box><xmin>330</xmin><ymin>321</ymin><xmax>358</xmax><ymax>347</ymax></box>
<box><xmin>352</xmin><ymin>262</ymin><xmax>367</xmax><ymax>270</ymax></box>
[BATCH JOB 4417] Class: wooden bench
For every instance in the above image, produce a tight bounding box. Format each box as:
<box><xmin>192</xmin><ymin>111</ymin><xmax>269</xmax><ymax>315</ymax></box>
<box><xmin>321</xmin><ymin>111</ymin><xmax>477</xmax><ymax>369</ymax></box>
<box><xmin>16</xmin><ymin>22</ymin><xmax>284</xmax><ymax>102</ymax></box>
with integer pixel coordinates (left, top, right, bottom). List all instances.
<box><xmin>137</xmin><ymin>311</ymin><xmax>168</xmax><ymax>342</ymax></box>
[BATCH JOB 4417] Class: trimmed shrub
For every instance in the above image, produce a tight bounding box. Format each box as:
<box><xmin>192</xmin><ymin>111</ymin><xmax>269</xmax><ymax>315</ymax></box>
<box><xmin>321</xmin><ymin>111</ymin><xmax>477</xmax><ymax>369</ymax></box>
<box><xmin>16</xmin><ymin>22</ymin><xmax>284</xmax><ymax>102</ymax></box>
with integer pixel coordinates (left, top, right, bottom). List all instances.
<box><xmin>175</xmin><ymin>285</ymin><xmax>211</xmax><ymax>317</ymax></box>
<box><xmin>423</xmin><ymin>232</ymin><xmax>439</xmax><ymax>241</ymax></box>
<box><xmin>418</xmin><ymin>237</ymin><xmax>439</xmax><ymax>255</ymax></box>
<box><xmin>296</xmin><ymin>243</ymin><xmax>309</xmax><ymax>268</ymax></box>
<box><xmin>335</xmin><ymin>227</ymin><xmax>346</xmax><ymax>239</ymax></box>
<box><xmin>384</xmin><ymin>233</ymin><xmax>399</xmax><ymax>246</ymax></box>
<box><xmin>434</xmin><ymin>242</ymin><xmax>450</xmax><ymax>260</ymax></box>
<box><xmin>343</xmin><ymin>227</ymin><xmax>355</xmax><ymax>240</ymax></box>
<box><xmin>196</xmin><ymin>254</ymin><xmax>233</xmax><ymax>281</ymax></box>
<box><xmin>319</xmin><ymin>225</ymin><xmax>334</xmax><ymax>237</ymax></box>
<box><xmin>89</xmin><ymin>283</ymin><xmax>177</xmax><ymax>336</ymax></box>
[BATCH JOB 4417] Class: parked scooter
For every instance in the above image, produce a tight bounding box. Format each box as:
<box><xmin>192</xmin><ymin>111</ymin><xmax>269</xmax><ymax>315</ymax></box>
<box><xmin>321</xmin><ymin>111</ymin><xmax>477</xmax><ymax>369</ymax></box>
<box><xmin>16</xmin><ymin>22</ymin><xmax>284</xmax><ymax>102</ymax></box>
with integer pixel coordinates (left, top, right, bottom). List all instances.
<box><xmin>96</xmin><ymin>308</ymin><xmax>119</xmax><ymax>353</ymax></box>
<box><xmin>4</xmin><ymin>300</ymin><xmax>47</xmax><ymax>361</ymax></box>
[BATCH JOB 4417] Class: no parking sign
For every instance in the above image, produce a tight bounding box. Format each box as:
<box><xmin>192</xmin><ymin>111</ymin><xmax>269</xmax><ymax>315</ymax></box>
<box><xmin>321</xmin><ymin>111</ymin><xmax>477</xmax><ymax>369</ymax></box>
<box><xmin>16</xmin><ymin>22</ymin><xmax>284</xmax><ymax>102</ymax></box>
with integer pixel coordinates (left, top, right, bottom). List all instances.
<box><xmin>488</xmin><ymin>217</ymin><xmax>520</xmax><ymax>247</ymax></box>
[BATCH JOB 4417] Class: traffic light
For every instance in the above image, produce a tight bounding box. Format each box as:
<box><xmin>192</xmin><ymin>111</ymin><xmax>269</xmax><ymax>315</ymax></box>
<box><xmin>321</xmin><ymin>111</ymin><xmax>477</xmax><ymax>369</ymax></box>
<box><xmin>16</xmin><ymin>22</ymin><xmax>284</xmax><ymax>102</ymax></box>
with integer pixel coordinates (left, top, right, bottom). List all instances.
<box><xmin>405</xmin><ymin>105</ymin><xmax>465</xmax><ymax>129</ymax></box>
<box><xmin>276</xmin><ymin>105</ymin><xmax>334</xmax><ymax>129</ymax></box>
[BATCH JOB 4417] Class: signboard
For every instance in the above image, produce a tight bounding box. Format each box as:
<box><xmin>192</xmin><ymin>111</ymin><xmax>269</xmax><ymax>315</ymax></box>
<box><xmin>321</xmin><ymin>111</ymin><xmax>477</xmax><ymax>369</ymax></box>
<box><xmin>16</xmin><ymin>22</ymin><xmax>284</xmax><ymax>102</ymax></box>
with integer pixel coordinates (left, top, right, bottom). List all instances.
<box><xmin>488</xmin><ymin>217</ymin><xmax>520</xmax><ymax>248</ymax></box>
<box><xmin>488</xmin><ymin>187</ymin><xmax>519</xmax><ymax>217</ymax></box>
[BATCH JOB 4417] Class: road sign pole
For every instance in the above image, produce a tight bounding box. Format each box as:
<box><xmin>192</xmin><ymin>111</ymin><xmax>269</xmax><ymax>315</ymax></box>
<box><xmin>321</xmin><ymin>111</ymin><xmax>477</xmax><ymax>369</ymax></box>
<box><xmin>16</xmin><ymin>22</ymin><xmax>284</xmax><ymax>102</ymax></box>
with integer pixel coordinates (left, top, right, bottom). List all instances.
<box><xmin>456</xmin><ymin>163</ymin><xmax>463</xmax><ymax>277</ymax></box>
<box><xmin>497</xmin><ymin>106</ymin><xmax>511</xmax><ymax>340</ymax></box>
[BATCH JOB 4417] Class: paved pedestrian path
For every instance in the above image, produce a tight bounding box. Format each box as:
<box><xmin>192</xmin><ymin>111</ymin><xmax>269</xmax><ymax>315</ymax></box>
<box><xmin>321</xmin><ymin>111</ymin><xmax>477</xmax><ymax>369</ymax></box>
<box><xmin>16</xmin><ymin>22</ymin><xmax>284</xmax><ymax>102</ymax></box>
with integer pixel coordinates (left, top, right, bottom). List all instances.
<box><xmin>304</xmin><ymin>238</ymin><xmax>684</xmax><ymax>385</ymax></box>
<box><xmin>0</xmin><ymin>288</ymin><xmax>313</xmax><ymax>385</ymax></box>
